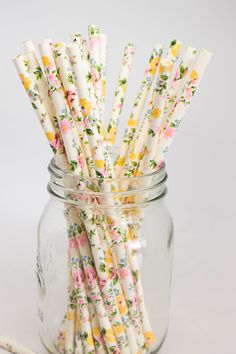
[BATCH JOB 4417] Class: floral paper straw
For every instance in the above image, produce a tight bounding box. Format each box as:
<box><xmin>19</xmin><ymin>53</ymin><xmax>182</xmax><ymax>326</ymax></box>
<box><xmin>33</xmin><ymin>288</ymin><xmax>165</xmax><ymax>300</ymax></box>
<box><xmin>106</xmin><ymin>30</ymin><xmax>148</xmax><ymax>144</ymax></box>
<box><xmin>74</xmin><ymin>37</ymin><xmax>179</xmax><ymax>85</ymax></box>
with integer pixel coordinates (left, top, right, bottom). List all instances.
<box><xmin>156</xmin><ymin>48</ymin><xmax>212</xmax><ymax>167</ymax></box>
<box><xmin>121</xmin><ymin>39</ymin><xmax>180</xmax><ymax>178</ymax></box>
<box><xmin>135</xmin><ymin>59</ymin><xmax>174</xmax><ymax>174</ymax></box>
<box><xmin>23</xmin><ymin>45</ymin><xmax>58</xmax><ymax>130</ymax></box>
<box><xmin>53</xmin><ymin>43</ymin><xmax>96</xmax><ymax>177</ymax></box>
<box><xmin>68</xmin><ymin>222</ymin><xmax>96</xmax><ymax>353</ymax></box>
<box><xmin>88</xmin><ymin>26</ymin><xmax>107</xmax><ymax>132</ymax></box>
<box><xmin>116</xmin><ymin>59</ymin><xmax>174</xmax><ymax>346</ymax></box>
<box><xmin>106</xmin><ymin>43</ymin><xmax>136</xmax><ymax>146</ymax></box>
<box><xmin>68</xmin><ymin>42</ymin><xmax>113</xmax><ymax>177</ymax></box>
<box><xmin>0</xmin><ymin>336</ymin><xmax>38</xmax><ymax>354</ymax></box>
<box><xmin>15</xmin><ymin>48</ymin><xmax>119</xmax><ymax>352</ymax></box>
<box><xmin>60</xmin><ymin>43</ymin><xmax>143</xmax><ymax>351</ymax></box>
<box><xmin>71</xmin><ymin>40</ymin><xmax>154</xmax><ymax>345</ymax></box>
<box><xmin>99</xmin><ymin>34</ymin><xmax>107</xmax><ymax>111</ymax></box>
<box><xmin>38</xmin><ymin>43</ymin><xmax>90</xmax><ymax>349</ymax></box>
<box><xmin>114</xmin><ymin>44</ymin><xmax>163</xmax><ymax>175</ymax></box>
<box><xmin>63</xmin><ymin>45</ymin><xmax>146</xmax><ymax>344</ymax></box>
<box><xmin>13</xmin><ymin>54</ymin><xmax>65</xmax><ymax>159</ymax></box>
<box><xmin>160</xmin><ymin>46</ymin><xmax>197</xmax><ymax>132</ymax></box>
<box><xmin>39</xmin><ymin>42</ymin><xmax>85</xmax><ymax>175</ymax></box>
<box><xmin>88</xmin><ymin>25</ymin><xmax>101</xmax><ymax>97</ymax></box>
<box><xmin>166</xmin><ymin>39</ymin><xmax>182</xmax><ymax>63</ymax></box>
<box><xmin>68</xmin><ymin>209</ymin><xmax>125</xmax><ymax>353</ymax></box>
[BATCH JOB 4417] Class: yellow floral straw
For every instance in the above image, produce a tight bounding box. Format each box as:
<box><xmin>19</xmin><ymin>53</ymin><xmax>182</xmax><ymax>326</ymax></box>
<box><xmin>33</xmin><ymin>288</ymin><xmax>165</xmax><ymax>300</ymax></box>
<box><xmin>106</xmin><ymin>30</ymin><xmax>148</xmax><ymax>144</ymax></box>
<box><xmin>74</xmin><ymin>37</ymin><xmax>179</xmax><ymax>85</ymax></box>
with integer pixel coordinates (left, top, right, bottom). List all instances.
<box><xmin>53</xmin><ymin>43</ymin><xmax>96</xmax><ymax>178</ymax></box>
<box><xmin>41</xmin><ymin>42</ymin><xmax>129</xmax><ymax>353</ymax></box>
<box><xmin>0</xmin><ymin>335</ymin><xmax>38</xmax><ymax>354</ymax></box>
<box><xmin>99</xmin><ymin>33</ymin><xmax>107</xmax><ymax>116</ymax></box>
<box><xmin>38</xmin><ymin>41</ymin><xmax>89</xmax><ymax>353</ymax></box>
<box><xmin>66</xmin><ymin>209</ymin><xmax>116</xmax><ymax>354</ymax></box>
<box><xmin>88</xmin><ymin>25</ymin><xmax>106</xmax><ymax>123</ymax></box>
<box><xmin>51</xmin><ymin>44</ymin><xmax>134</xmax><ymax>353</ymax></box>
<box><xmin>160</xmin><ymin>46</ymin><xmax>198</xmax><ymax>133</ymax></box>
<box><xmin>13</xmin><ymin>54</ymin><xmax>65</xmax><ymax>162</ymax></box>
<box><xmin>68</xmin><ymin>39</ymin><xmax>151</xmax><ymax>349</ymax></box>
<box><xmin>58</xmin><ymin>43</ymin><xmax>141</xmax><ymax>352</ymax></box>
<box><xmin>135</xmin><ymin>59</ymin><xmax>174</xmax><ymax>175</ymax></box>
<box><xmin>116</xmin><ymin>58</ymin><xmax>175</xmax><ymax>348</ymax></box>
<box><xmin>23</xmin><ymin>41</ymin><xmax>57</xmax><ymax>129</ymax></box>
<box><xmin>69</xmin><ymin>38</ymin><xmax>156</xmax><ymax>349</ymax></box>
<box><xmin>166</xmin><ymin>39</ymin><xmax>182</xmax><ymax>63</ymax></box>
<box><xmin>106</xmin><ymin>43</ymin><xmax>136</xmax><ymax>146</ymax></box>
<box><xmin>39</xmin><ymin>42</ymin><xmax>87</xmax><ymax>176</ymax></box>
<box><xmin>53</xmin><ymin>42</ymin><xmax>137</xmax><ymax>353</ymax></box>
<box><xmin>156</xmin><ymin>48</ymin><xmax>212</xmax><ymax>167</ymax></box>
<box><xmin>13</xmin><ymin>55</ymin><xmax>80</xmax><ymax>354</ymax></box>
<box><xmin>114</xmin><ymin>44</ymin><xmax>163</xmax><ymax>176</ymax></box>
<box><xmin>121</xmin><ymin>39</ymin><xmax>181</xmax><ymax>178</ymax></box>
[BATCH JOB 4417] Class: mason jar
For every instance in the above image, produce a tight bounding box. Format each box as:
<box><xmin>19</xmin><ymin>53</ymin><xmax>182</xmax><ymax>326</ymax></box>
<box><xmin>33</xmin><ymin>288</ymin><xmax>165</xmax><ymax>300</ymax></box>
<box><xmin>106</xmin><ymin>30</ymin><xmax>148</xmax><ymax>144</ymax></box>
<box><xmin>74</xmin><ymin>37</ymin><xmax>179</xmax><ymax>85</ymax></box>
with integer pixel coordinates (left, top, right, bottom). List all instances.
<box><xmin>37</xmin><ymin>158</ymin><xmax>174</xmax><ymax>354</ymax></box>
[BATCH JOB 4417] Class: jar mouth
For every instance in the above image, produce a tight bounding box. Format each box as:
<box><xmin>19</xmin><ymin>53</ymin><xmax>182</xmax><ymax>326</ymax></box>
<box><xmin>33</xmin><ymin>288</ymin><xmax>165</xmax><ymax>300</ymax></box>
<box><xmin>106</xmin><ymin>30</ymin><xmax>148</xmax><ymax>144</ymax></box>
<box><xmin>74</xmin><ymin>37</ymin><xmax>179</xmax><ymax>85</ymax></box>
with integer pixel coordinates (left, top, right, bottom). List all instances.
<box><xmin>48</xmin><ymin>158</ymin><xmax>168</xmax><ymax>207</ymax></box>
<box><xmin>49</xmin><ymin>157</ymin><xmax>166</xmax><ymax>183</ymax></box>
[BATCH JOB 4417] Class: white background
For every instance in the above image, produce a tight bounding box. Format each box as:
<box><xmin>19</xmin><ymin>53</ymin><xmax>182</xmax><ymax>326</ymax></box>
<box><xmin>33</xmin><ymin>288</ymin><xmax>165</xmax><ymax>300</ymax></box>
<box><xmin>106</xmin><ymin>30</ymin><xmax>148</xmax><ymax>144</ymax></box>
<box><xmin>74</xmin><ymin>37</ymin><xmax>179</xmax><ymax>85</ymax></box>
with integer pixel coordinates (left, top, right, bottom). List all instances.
<box><xmin>0</xmin><ymin>0</ymin><xmax>235</xmax><ymax>353</ymax></box>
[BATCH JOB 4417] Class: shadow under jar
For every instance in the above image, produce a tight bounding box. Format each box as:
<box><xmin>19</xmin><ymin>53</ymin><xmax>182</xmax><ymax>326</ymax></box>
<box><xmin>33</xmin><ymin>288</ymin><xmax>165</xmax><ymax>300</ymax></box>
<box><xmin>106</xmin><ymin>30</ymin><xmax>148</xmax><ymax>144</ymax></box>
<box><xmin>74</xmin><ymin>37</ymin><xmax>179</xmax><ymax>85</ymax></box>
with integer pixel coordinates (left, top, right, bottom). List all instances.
<box><xmin>37</xmin><ymin>158</ymin><xmax>174</xmax><ymax>354</ymax></box>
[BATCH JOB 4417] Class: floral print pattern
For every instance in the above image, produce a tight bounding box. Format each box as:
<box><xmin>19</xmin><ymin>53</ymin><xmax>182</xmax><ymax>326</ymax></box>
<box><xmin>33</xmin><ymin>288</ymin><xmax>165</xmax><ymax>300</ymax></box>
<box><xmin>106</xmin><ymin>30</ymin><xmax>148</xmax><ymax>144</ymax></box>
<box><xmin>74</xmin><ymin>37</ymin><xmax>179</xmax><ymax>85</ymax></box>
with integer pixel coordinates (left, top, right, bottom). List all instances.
<box><xmin>14</xmin><ymin>27</ymin><xmax>211</xmax><ymax>354</ymax></box>
<box><xmin>114</xmin><ymin>44</ymin><xmax>163</xmax><ymax>177</ymax></box>
<box><xmin>106</xmin><ymin>43</ymin><xmax>136</xmax><ymax>146</ymax></box>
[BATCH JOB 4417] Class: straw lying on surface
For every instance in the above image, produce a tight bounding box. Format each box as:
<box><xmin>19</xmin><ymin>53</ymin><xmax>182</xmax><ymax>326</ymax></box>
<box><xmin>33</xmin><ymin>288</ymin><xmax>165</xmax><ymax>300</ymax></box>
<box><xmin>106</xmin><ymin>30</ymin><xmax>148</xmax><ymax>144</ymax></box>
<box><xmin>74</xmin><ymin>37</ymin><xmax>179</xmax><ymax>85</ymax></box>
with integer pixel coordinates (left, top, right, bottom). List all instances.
<box><xmin>0</xmin><ymin>336</ymin><xmax>38</xmax><ymax>354</ymax></box>
<box><xmin>10</xmin><ymin>25</ymin><xmax>212</xmax><ymax>354</ymax></box>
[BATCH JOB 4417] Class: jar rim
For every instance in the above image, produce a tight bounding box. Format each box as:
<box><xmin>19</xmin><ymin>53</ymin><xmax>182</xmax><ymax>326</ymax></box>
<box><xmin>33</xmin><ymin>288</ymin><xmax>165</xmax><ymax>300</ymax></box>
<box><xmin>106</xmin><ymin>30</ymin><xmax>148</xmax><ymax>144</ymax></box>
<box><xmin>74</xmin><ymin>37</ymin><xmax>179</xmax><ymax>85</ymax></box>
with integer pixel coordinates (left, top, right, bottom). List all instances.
<box><xmin>49</xmin><ymin>157</ymin><xmax>166</xmax><ymax>184</ymax></box>
<box><xmin>47</xmin><ymin>157</ymin><xmax>168</xmax><ymax>207</ymax></box>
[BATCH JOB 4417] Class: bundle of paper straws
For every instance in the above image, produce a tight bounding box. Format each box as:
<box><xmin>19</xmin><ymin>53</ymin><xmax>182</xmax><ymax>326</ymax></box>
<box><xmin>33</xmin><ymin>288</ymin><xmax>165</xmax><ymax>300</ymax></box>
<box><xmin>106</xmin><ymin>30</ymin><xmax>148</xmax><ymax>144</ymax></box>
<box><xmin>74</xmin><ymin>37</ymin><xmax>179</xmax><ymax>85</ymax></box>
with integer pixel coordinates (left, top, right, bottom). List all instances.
<box><xmin>3</xmin><ymin>25</ymin><xmax>212</xmax><ymax>354</ymax></box>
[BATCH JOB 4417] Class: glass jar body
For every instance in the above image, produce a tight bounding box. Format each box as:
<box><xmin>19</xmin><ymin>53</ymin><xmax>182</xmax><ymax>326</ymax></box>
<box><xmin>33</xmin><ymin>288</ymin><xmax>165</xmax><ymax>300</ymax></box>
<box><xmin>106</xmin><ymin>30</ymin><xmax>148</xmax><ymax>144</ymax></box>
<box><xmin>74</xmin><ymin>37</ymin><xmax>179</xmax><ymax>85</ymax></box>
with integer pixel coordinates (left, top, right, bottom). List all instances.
<box><xmin>37</xmin><ymin>191</ymin><xmax>174</xmax><ymax>354</ymax></box>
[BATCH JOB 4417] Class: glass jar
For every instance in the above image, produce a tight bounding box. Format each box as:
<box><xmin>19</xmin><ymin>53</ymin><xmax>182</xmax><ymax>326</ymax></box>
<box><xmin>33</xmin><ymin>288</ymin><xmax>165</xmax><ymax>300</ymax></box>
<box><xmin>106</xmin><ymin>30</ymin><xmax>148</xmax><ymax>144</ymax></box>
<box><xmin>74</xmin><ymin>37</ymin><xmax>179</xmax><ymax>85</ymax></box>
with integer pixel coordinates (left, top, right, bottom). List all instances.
<box><xmin>37</xmin><ymin>158</ymin><xmax>174</xmax><ymax>354</ymax></box>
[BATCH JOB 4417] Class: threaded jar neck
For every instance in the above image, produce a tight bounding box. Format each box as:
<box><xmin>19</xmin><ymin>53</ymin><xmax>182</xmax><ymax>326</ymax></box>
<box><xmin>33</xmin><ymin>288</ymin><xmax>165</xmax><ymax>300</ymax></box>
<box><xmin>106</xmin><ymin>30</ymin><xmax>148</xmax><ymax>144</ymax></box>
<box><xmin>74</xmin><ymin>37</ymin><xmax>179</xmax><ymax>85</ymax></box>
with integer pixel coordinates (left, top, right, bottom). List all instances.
<box><xmin>47</xmin><ymin>158</ymin><xmax>167</xmax><ymax>208</ymax></box>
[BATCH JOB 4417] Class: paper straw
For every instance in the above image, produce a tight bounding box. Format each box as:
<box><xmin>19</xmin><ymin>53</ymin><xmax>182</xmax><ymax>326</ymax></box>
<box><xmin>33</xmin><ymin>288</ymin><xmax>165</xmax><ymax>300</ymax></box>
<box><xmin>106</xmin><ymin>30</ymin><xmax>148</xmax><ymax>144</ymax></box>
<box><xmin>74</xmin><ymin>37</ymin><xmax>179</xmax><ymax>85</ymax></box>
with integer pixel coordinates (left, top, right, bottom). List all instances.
<box><xmin>121</xmin><ymin>57</ymin><xmax>172</xmax><ymax>178</ymax></box>
<box><xmin>68</xmin><ymin>228</ymin><xmax>96</xmax><ymax>353</ymax></box>
<box><xmin>98</xmin><ymin>217</ymin><xmax>139</xmax><ymax>353</ymax></box>
<box><xmin>135</xmin><ymin>59</ymin><xmax>174</xmax><ymax>175</ymax></box>
<box><xmin>114</xmin><ymin>44</ymin><xmax>163</xmax><ymax>176</ymax></box>
<box><xmin>166</xmin><ymin>39</ymin><xmax>182</xmax><ymax>63</ymax></box>
<box><xmin>13</xmin><ymin>54</ymin><xmax>65</xmax><ymax>157</ymax></box>
<box><xmin>106</xmin><ymin>43</ymin><xmax>136</xmax><ymax>146</ymax></box>
<box><xmin>160</xmin><ymin>46</ymin><xmax>197</xmax><ymax>132</ymax></box>
<box><xmin>67</xmin><ymin>41</ymin><xmax>97</xmax><ymax>112</ymax></box>
<box><xmin>99</xmin><ymin>33</ymin><xmax>107</xmax><ymax>119</ymax></box>
<box><xmin>26</xmin><ymin>50</ymin><xmax>56</xmax><ymax>121</ymax></box>
<box><xmin>116</xmin><ymin>59</ymin><xmax>174</xmax><ymax>347</ymax></box>
<box><xmin>53</xmin><ymin>43</ymin><xmax>96</xmax><ymax>178</ymax></box>
<box><xmin>72</xmin><ymin>32</ymin><xmax>83</xmax><ymax>43</ymax></box>
<box><xmin>123</xmin><ymin>39</ymin><xmax>181</xmax><ymax>176</ymax></box>
<box><xmin>64</xmin><ymin>45</ymin><xmax>145</xmax><ymax>343</ymax></box>
<box><xmin>0</xmin><ymin>336</ymin><xmax>38</xmax><ymax>354</ymax></box>
<box><xmin>14</xmin><ymin>48</ymin><xmax>133</xmax><ymax>353</ymax></box>
<box><xmin>39</xmin><ymin>42</ymin><xmax>84</xmax><ymax>175</ymax></box>
<box><xmin>88</xmin><ymin>25</ymin><xmax>107</xmax><ymax>132</ymax></box>
<box><xmin>57</xmin><ymin>43</ymin><xmax>141</xmax><ymax>350</ymax></box>
<box><xmin>68</xmin><ymin>209</ymin><xmax>126</xmax><ymax>353</ymax></box>
<box><xmin>63</xmin><ymin>45</ymin><xmax>150</xmax><ymax>344</ymax></box>
<box><xmin>156</xmin><ymin>48</ymin><xmax>212</xmax><ymax>166</ymax></box>
<box><xmin>39</xmin><ymin>42</ymin><xmax>85</xmax><ymax>351</ymax></box>
<box><xmin>23</xmin><ymin>44</ymin><xmax>58</xmax><ymax>130</ymax></box>
<box><xmin>68</xmin><ymin>42</ymin><xmax>113</xmax><ymax>177</ymax></box>
<box><xmin>88</xmin><ymin>293</ymin><xmax>108</xmax><ymax>353</ymax></box>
